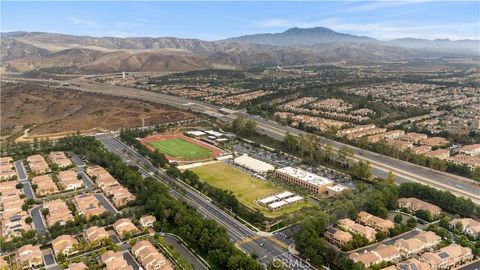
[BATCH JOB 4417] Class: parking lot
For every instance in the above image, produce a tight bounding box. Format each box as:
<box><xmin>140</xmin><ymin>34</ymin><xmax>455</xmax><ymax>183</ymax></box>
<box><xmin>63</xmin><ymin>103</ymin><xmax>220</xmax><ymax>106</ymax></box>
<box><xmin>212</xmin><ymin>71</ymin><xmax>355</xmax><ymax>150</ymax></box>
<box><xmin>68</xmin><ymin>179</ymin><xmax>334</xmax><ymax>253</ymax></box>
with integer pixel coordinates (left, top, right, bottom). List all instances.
<box><xmin>230</xmin><ymin>141</ymin><xmax>296</xmax><ymax>168</ymax></box>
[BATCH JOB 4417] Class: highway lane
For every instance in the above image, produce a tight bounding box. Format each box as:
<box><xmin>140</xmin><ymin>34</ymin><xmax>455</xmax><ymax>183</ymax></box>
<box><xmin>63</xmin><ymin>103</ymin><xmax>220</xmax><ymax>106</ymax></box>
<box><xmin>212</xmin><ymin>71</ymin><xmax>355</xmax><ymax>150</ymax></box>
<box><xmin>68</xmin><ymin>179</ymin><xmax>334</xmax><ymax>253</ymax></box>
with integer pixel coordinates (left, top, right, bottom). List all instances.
<box><xmin>41</xmin><ymin>76</ymin><xmax>478</xmax><ymax>203</ymax></box>
<box><xmin>96</xmin><ymin>134</ymin><xmax>316</xmax><ymax>270</ymax></box>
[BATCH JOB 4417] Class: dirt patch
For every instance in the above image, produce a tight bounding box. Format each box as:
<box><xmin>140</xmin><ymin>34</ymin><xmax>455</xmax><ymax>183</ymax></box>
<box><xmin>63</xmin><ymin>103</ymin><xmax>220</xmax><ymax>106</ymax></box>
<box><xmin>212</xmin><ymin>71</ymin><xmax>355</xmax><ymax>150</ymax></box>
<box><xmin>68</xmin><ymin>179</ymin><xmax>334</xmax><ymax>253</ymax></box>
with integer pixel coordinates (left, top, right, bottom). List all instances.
<box><xmin>1</xmin><ymin>81</ymin><xmax>196</xmax><ymax>136</ymax></box>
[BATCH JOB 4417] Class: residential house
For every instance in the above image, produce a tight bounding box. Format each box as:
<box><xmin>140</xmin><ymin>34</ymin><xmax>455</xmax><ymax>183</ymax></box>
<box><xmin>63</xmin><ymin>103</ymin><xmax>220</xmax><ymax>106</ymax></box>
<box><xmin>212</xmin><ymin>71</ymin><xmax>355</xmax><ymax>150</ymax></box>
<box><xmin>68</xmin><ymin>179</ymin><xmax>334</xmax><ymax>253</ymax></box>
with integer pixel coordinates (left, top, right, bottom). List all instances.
<box><xmin>424</xmin><ymin>149</ymin><xmax>450</xmax><ymax>160</ymax></box>
<box><xmin>15</xmin><ymin>244</ymin><xmax>43</xmax><ymax>269</ymax></box>
<box><xmin>394</xmin><ymin>238</ymin><xmax>425</xmax><ymax>258</ymax></box>
<box><xmin>450</xmin><ymin>218</ymin><xmax>480</xmax><ymax>239</ymax></box>
<box><xmin>27</xmin><ymin>155</ymin><xmax>50</xmax><ymax>174</ymax></box>
<box><xmin>349</xmin><ymin>252</ymin><xmax>382</xmax><ymax>268</ymax></box>
<box><xmin>371</xmin><ymin>244</ymin><xmax>401</xmax><ymax>263</ymax></box>
<box><xmin>66</xmin><ymin>262</ymin><xmax>88</xmax><ymax>270</ymax></box>
<box><xmin>42</xmin><ymin>199</ymin><xmax>74</xmax><ymax>227</ymax></box>
<box><xmin>113</xmin><ymin>218</ymin><xmax>138</xmax><ymax>238</ymax></box>
<box><xmin>31</xmin><ymin>174</ymin><xmax>58</xmax><ymax>196</ymax></box>
<box><xmin>337</xmin><ymin>218</ymin><xmax>376</xmax><ymax>242</ymax></box>
<box><xmin>73</xmin><ymin>194</ymin><xmax>106</xmax><ymax>218</ymax></box>
<box><xmin>132</xmin><ymin>240</ymin><xmax>173</xmax><ymax>270</ymax></box>
<box><xmin>49</xmin><ymin>152</ymin><xmax>72</xmax><ymax>168</ymax></box>
<box><xmin>397</xmin><ymin>198</ymin><xmax>442</xmax><ymax>217</ymax></box>
<box><xmin>84</xmin><ymin>226</ymin><xmax>109</xmax><ymax>243</ymax></box>
<box><xmin>52</xmin><ymin>235</ymin><xmax>78</xmax><ymax>256</ymax></box>
<box><xmin>357</xmin><ymin>211</ymin><xmax>394</xmax><ymax>232</ymax></box>
<box><xmin>420</xmin><ymin>244</ymin><xmax>473</xmax><ymax>269</ymax></box>
<box><xmin>0</xmin><ymin>156</ymin><xmax>17</xmax><ymax>180</ymax></box>
<box><xmin>324</xmin><ymin>227</ymin><xmax>353</xmax><ymax>247</ymax></box>
<box><xmin>396</xmin><ymin>258</ymin><xmax>431</xmax><ymax>270</ymax></box>
<box><xmin>100</xmin><ymin>250</ymin><xmax>133</xmax><ymax>270</ymax></box>
<box><xmin>420</xmin><ymin>137</ymin><xmax>450</xmax><ymax>147</ymax></box>
<box><xmin>459</xmin><ymin>144</ymin><xmax>480</xmax><ymax>156</ymax></box>
<box><xmin>58</xmin><ymin>170</ymin><xmax>83</xmax><ymax>191</ymax></box>
<box><xmin>140</xmin><ymin>215</ymin><xmax>156</xmax><ymax>228</ymax></box>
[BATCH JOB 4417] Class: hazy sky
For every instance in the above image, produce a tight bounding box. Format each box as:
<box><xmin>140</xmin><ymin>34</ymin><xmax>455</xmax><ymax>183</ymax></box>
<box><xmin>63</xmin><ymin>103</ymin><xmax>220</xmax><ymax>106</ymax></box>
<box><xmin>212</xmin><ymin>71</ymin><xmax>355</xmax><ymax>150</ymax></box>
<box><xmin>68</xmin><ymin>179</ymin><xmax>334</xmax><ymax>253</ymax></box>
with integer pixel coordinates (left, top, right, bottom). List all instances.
<box><xmin>2</xmin><ymin>1</ymin><xmax>479</xmax><ymax>41</ymax></box>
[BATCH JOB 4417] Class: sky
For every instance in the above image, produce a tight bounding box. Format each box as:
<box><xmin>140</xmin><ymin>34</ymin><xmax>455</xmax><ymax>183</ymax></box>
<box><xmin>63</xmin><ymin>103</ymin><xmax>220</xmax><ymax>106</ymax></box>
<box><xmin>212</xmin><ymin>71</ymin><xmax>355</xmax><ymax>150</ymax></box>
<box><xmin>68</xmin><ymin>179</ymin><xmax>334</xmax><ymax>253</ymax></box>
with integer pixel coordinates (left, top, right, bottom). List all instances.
<box><xmin>1</xmin><ymin>1</ymin><xmax>479</xmax><ymax>41</ymax></box>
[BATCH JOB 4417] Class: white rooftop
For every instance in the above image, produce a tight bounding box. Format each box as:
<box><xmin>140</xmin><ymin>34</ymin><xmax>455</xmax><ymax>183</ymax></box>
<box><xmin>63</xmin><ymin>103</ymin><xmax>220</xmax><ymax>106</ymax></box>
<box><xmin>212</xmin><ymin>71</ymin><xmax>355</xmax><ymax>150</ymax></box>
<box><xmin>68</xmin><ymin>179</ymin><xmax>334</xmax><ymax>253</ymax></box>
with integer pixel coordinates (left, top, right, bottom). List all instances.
<box><xmin>276</xmin><ymin>191</ymin><xmax>294</xmax><ymax>199</ymax></box>
<box><xmin>285</xmin><ymin>196</ymin><xmax>304</xmax><ymax>204</ymax></box>
<box><xmin>269</xmin><ymin>201</ymin><xmax>288</xmax><ymax>209</ymax></box>
<box><xmin>205</xmin><ymin>130</ymin><xmax>224</xmax><ymax>137</ymax></box>
<box><xmin>259</xmin><ymin>196</ymin><xmax>278</xmax><ymax>205</ymax></box>
<box><xmin>187</xmin><ymin>131</ymin><xmax>205</xmax><ymax>136</ymax></box>
<box><xmin>277</xmin><ymin>166</ymin><xmax>333</xmax><ymax>187</ymax></box>
<box><xmin>234</xmin><ymin>154</ymin><xmax>275</xmax><ymax>173</ymax></box>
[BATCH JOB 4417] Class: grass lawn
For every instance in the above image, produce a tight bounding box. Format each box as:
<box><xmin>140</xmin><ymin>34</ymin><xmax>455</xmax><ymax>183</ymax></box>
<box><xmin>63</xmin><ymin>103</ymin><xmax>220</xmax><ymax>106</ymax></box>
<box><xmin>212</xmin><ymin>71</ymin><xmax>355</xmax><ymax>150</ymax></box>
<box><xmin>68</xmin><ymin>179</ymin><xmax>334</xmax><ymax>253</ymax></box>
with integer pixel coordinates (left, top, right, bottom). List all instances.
<box><xmin>147</xmin><ymin>138</ymin><xmax>213</xmax><ymax>159</ymax></box>
<box><xmin>191</xmin><ymin>162</ymin><xmax>311</xmax><ymax>218</ymax></box>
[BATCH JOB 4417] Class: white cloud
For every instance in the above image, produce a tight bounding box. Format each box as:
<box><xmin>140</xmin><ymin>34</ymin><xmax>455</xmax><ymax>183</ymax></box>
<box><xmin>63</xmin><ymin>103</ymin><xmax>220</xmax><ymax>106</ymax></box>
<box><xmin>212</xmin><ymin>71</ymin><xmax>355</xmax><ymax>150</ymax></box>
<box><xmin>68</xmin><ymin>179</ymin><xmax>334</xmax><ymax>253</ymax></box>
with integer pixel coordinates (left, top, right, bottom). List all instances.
<box><xmin>67</xmin><ymin>17</ymin><xmax>100</xmax><ymax>29</ymax></box>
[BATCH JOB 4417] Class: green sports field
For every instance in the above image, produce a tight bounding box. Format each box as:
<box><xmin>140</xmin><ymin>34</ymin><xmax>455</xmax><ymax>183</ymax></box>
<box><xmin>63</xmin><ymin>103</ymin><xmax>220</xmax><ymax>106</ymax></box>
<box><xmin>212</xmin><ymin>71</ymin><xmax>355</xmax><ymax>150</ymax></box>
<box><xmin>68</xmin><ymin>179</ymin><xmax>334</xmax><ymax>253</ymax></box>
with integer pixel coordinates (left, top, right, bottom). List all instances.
<box><xmin>191</xmin><ymin>162</ymin><xmax>311</xmax><ymax>218</ymax></box>
<box><xmin>147</xmin><ymin>138</ymin><xmax>213</xmax><ymax>159</ymax></box>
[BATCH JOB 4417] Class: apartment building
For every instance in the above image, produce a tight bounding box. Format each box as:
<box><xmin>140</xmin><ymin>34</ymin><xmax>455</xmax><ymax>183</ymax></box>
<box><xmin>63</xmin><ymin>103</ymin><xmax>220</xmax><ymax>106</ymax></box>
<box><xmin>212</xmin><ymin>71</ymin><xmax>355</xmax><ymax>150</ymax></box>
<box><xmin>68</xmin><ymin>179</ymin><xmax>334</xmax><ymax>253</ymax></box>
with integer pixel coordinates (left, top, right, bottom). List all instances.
<box><xmin>349</xmin><ymin>252</ymin><xmax>382</xmax><ymax>268</ymax></box>
<box><xmin>140</xmin><ymin>215</ymin><xmax>156</xmax><ymax>228</ymax></box>
<box><xmin>420</xmin><ymin>244</ymin><xmax>473</xmax><ymax>270</ymax></box>
<box><xmin>385</xmin><ymin>139</ymin><xmax>414</xmax><ymax>151</ymax></box>
<box><xmin>52</xmin><ymin>235</ymin><xmax>78</xmax><ymax>256</ymax></box>
<box><xmin>31</xmin><ymin>174</ymin><xmax>58</xmax><ymax>196</ymax></box>
<box><xmin>412</xmin><ymin>146</ymin><xmax>432</xmax><ymax>155</ymax></box>
<box><xmin>337</xmin><ymin>218</ymin><xmax>376</xmax><ymax>242</ymax></box>
<box><xmin>357</xmin><ymin>211</ymin><xmax>394</xmax><ymax>232</ymax></box>
<box><xmin>73</xmin><ymin>194</ymin><xmax>106</xmax><ymax>218</ymax></box>
<box><xmin>100</xmin><ymin>250</ymin><xmax>133</xmax><ymax>270</ymax></box>
<box><xmin>424</xmin><ymin>149</ymin><xmax>450</xmax><ymax>160</ymax></box>
<box><xmin>324</xmin><ymin>227</ymin><xmax>352</xmax><ymax>247</ymax></box>
<box><xmin>0</xmin><ymin>156</ymin><xmax>17</xmax><ymax>180</ymax></box>
<box><xmin>132</xmin><ymin>240</ymin><xmax>173</xmax><ymax>270</ymax></box>
<box><xmin>113</xmin><ymin>218</ymin><xmax>138</xmax><ymax>237</ymax></box>
<box><xmin>396</xmin><ymin>258</ymin><xmax>431</xmax><ymax>270</ymax></box>
<box><xmin>84</xmin><ymin>226</ymin><xmax>109</xmax><ymax>243</ymax></box>
<box><xmin>420</xmin><ymin>137</ymin><xmax>450</xmax><ymax>147</ymax></box>
<box><xmin>42</xmin><ymin>199</ymin><xmax>73</xmax><ymax>227</ymax></box>
<box><xmin>450</xmin><ymin>218</ymin><xmax>480</xmax><ymax>239</ymax></box>
<box><xmin>49</xmin><ymin>152</ymin><xmax>72</xmax><ymax>168</ymax></box>
<box><xmin>15</xmin><ymin>244</ymin><xmax>43</xmax><ymax>269</ymax></box>
<box><xmin>446</xmin><ymin>154</ymin><xmax>480</xmax><ymax>170</ymax></box>
<box><xmin>400</xmin><ymin>132</ymin><xmax>428</xmax><ymax>144</ymax></box>
<box><xmin>459</xmin><ymin>144</ymin><xmax>480</xmax><ymax>156</ymax></box>
<box><xmin>275</xmin><ymin>166</ymin><xmax>334</xmax><ymax>195</ymax></box>
<box><xmin>372</xmin><ymin>244</ymin><xmax>401</xmax><ymax>263</ymax></box>
<box><xmin>397</xmin><ymin>198</ymin><xmax>442</xmax><ymax>217</ymax></box>
<box><xmin>394</xmin><ymin>231</ymin><xmax>441</xmax><ymax>258</ymax></box>
<box><xmin>86</xmin><ymin>165</ymin><xmax>134</xmax><ymax>207</ymax></box>
<box><xmin>384</xmin><ymin>130</ymin><xmax>405</xmax><ymax>139</ymax></box>
<box><xmin>27</xmin><ymin>154</ymin><xmax>50</xmax><ymax>174</ymax></box>
<box><xmin>58</xmin><ymin>170</ymin><xmax>83</xmax><ymax>191</ymax></box>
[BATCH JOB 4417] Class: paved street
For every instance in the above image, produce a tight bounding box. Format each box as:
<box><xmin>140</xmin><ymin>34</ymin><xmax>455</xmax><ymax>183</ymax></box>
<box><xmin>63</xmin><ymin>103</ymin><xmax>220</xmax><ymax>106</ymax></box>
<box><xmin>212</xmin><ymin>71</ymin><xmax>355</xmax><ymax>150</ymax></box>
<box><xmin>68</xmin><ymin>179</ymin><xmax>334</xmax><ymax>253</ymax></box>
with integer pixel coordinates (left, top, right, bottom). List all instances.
<box><xmin>96</xmin><ymin>133</ymin><xmax>316</xmax><ymax>270</ymax></box>
<box><xmin>68</xmin><ymin>152</ymin><xmax>86</xmax><ymax>167</ymax></box>
<box><xmin>14</xmin><ymin>160</ymin><xmax>27</xmax><ymax>180</ymax></box>
<box><xmin>31</xmin><ymin>205</ymin><xmax>47</xmax><ymax>234</ymax></box>
<box><xmin>458</xmin><ymin>260</ymin><xmax>480</xmax><ymax>270</ymax></box>
<box><xmin>78</xmin><ymin>171</ymin><xmax>95</xmax><ymax>189</ymax></box>
<box><xmin>123</xmin><ymin>251</ymin><xmax>141</xmax><ymax>270</ymax></box>
<box><xmin>94</xmin><ymin>193</ymin><xmax>118</xmax><ymax>214</ymax></box>
<box><xmin>163</xmin><ymin>233</ymin><xmax>209</xmax><ymax>270</ymax></box>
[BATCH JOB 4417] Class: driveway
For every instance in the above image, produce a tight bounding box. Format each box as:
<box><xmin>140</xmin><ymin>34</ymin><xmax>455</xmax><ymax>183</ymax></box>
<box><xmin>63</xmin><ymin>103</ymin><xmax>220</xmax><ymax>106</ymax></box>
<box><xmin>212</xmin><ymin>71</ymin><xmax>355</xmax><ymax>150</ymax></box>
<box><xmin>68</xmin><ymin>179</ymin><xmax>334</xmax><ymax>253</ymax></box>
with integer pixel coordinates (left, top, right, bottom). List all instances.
<box><xmin>68</xmin><ymin>152</ymin><xmax>86</xmax><ymax>167</ymax></box>
<box><xmin>78</xmin><ymin>171</ymin><xmax>95</xmax><ymax>189</ymax></box>
<box><xmin>22</xmin><ymin>181</ymin><xmax>35</xmax><ymax>199</ymax></box>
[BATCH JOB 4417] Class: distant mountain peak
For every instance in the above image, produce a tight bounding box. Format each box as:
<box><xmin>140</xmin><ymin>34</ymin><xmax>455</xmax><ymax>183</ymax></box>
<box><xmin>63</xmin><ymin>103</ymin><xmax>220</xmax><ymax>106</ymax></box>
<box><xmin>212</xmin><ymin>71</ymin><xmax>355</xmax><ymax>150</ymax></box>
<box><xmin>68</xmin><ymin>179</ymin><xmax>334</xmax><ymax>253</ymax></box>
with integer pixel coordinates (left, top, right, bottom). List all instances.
<box><xmin>283</xmin><ymin>27</ymin><xmax>336</xmax><ymax>34</ymax></box>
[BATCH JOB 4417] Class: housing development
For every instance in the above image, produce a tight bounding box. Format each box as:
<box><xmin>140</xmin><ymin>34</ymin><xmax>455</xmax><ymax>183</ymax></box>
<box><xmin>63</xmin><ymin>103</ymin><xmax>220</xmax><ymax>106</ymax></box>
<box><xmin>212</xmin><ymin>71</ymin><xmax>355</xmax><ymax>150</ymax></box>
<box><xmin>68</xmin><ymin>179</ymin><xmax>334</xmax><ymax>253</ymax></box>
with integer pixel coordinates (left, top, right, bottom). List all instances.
<box><xmin>1</xmin><ymin>2</ymin><xmax>480</xmax><ymax>270</ymax></box>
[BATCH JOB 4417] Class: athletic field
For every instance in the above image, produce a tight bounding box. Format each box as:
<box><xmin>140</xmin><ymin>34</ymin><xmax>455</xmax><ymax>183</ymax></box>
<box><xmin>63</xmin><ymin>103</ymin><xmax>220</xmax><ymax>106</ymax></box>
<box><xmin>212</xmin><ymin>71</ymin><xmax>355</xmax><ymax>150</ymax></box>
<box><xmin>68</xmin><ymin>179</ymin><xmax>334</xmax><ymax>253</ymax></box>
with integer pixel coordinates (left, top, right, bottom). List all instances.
<box><xmin>191</xmin><ymin>162</ymin><xmax>311</xmax><ymax>218</ymax></box>
<box><xmin>147</xmin><ymin>138</ymin><xmax>213</xmax><ymax>159</ymax></box>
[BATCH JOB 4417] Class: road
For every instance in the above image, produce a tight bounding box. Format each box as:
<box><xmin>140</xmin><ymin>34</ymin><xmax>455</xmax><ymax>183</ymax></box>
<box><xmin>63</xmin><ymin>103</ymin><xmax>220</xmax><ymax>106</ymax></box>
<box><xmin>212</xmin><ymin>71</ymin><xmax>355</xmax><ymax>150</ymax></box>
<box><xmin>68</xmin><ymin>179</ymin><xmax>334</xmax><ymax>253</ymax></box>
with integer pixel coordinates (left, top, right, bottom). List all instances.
<box><xmin>96</xmin><ymin>133</ymin><xmax>316</xmax><ymax>270</ymax></box>
<box><xmin>31</xmin><ymin>205</ymin><xmax>47</xmax><ymax>235</ymax></box>
<box><xmin>36</xmin><ymin>76</ymin><xmax>478</xmax><ymax>203</ymax></box>
<box><xmin>163</xmin><ymin>233</ymin><xmax>209</xmax><ymax>270</ymax></box>
<box><xmin>7</xmin><ymin>76</ymin><xmax>479</xmax><ymax>202</ymax></box>
<box><xmin>94</xmin><ymin>193</ymin><xmax>118</xmax><ymax>214</ymax></box>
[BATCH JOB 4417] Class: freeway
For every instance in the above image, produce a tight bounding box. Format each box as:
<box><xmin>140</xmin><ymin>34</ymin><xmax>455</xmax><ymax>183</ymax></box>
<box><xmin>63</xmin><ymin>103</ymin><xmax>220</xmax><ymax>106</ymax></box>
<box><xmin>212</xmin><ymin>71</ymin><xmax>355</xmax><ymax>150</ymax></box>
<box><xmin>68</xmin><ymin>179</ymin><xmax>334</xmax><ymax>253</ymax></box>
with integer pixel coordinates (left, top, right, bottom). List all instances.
<box><xmin>96</xmin><ymin>133</ymin><xmax>316</xmax><ymax>270</ymax></box>
<box><xmin>33</xmin><ymin>76</ymin><xmax>475</xmax><ymax>203</ymax></box>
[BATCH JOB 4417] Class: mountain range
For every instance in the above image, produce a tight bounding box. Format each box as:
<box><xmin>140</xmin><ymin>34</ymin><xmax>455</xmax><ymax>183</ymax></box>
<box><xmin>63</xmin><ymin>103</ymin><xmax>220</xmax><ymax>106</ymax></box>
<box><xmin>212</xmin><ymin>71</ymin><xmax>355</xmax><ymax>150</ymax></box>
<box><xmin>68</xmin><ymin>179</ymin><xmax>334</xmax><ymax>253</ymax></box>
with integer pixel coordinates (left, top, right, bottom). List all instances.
<box><xmin>2</xmin><ymin>27</ymin><xmax>478</xmax><ymax>73</ymax></box>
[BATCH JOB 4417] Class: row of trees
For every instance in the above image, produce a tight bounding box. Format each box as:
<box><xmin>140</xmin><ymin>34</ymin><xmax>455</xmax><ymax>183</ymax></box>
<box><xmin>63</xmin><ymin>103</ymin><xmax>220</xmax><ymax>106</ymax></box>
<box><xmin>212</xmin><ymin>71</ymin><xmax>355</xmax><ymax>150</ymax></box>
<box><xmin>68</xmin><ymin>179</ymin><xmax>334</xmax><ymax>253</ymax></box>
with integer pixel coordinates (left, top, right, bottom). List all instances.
<box><xmin>56</xmin><ymin>135</ymin><xmax>262</xmax><ymax>270</ymax></box>
<box><xmin>399</xmin><ymin>182</ymin><xmax>480</xmax><ymax>217</ymax></box>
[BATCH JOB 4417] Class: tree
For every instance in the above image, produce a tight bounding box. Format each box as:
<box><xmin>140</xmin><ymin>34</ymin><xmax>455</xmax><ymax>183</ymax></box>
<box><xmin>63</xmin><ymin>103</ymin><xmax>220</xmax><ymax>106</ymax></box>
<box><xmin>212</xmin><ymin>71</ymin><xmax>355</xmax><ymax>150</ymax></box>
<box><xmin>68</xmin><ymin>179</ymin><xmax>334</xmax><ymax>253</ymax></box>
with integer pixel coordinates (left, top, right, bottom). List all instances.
<box><xmin>42</xmin><ymin>208</ymin><xmax>50</xmax><ymax>216</ymax></box>
<box><xmin>338</xmin><ymin>146</ymin><xmax>355</xmax><ymax>166</ymax></box>
<box><xmin>406</xmin><ymin>217</ymin><xmax>417</xmax><ymax>228</ymax></box>
<box><xmin>244</xmin><ymin>120</ymin><xmax>257</xmax><ymax>137</ymax></box>
<box><xmin>22</xmin><ymin>204</ymin><xmax>29</xmax><ymax>211</ymax></box>
<box><xmin>394</xmin><ymin>214</ymin><xmax>403</xmax><ymax>224</ymax></box>
<box><xmin>351</xmin><ymin>161</ymin><xmax>372</xmax><ymax>180</ymax></box>
<box><xmin>283</xmin><ymin>132</ymin><xmax>298</xmax><ymax>152</ymax></box>
<box><xmin>231</xmin><ymin>115</ymin><xmax>246</xmax><ymax>133</ymax></box>
<box><xmin>25</xmin><ymin>217</ymin><xmax>33</xmax><ymax>224</ymax></box>
<box><xmin>385</xmin><ymin>171</ymin><xmax>396</xmax><ymax>184</ymax></box>
<box><xmin>472</xmin><ymin>166</ymin><xmax>480</xmax><ymax>182</ymax></box>
<box><xmin>16</xmin><ymin>183</ymin><xmax>24</xmax><ymax>189</ymax></box>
